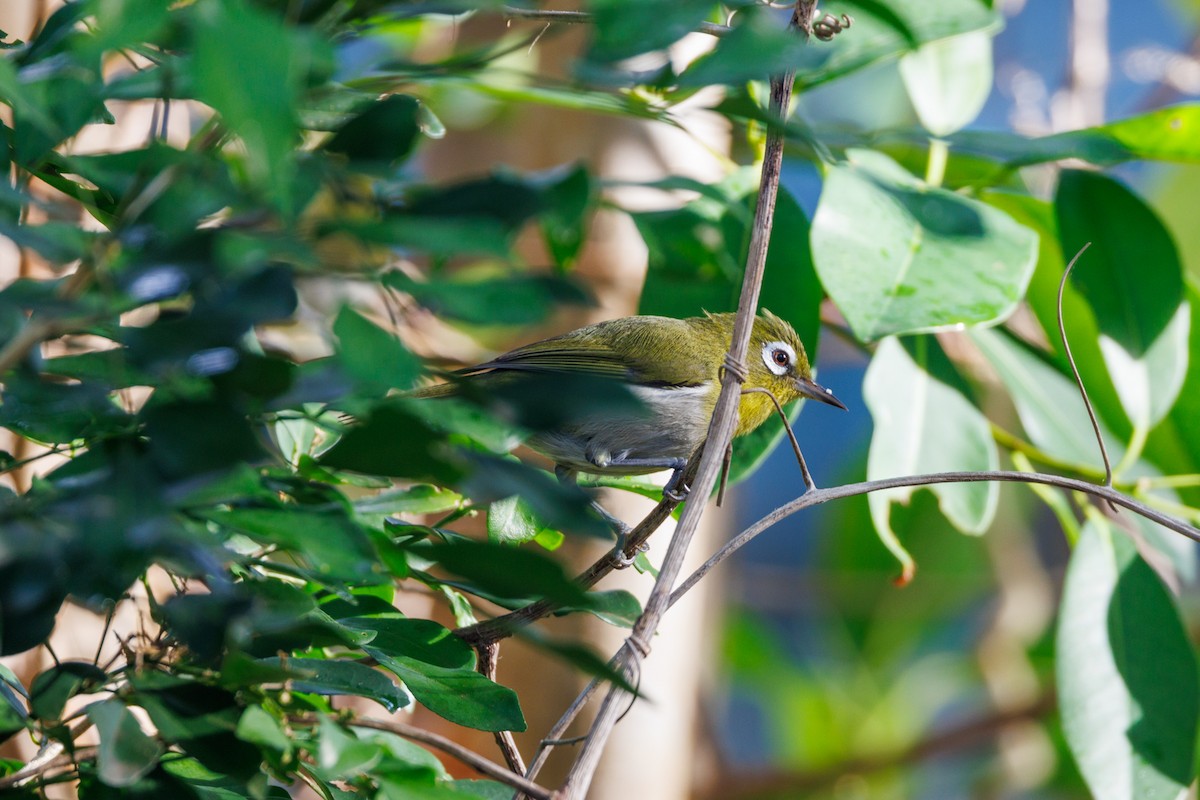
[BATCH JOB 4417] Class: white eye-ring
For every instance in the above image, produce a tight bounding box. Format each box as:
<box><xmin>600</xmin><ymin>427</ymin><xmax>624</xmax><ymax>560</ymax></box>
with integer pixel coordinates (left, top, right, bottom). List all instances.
<box><xmin>761</xmin><ymin>340</ymin><xmax>794</xmax><ymax>376</ymax></box>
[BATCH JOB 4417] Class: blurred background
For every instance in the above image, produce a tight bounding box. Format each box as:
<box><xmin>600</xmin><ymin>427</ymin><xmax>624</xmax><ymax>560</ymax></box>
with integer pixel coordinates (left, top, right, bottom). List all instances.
<box><xmin>723</xmin><ymin>3</ymin><xmax>1200</xmax><ymax>798</ymax></box>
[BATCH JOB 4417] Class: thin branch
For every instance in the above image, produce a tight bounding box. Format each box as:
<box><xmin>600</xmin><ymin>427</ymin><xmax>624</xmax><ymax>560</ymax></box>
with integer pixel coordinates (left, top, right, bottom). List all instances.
<box><xmin>0</xmin><ymin>317</ymin><xmax>82</xmax><ymax>376</ymax></box>
<box><xmin>0</xmin><ymin>716</ymin><xmax>96</xmax><ymax>791</ymax></box>
<box><xmin>1056</xmin><ymin>242</ymin><xmax>1114</xmax><ymax>498</ymax></box>
<box><xmin>454</xmin><ymin>459</ymin><xmax>698</xmax><ymax>647</ymax></box>
<box><xmin>557</xmin><ymin>5</ymin><xmax>818</xmax><ymax>797</ymax></box>
<box><xmin>288</xmin><ymin>715</ymin><xmax>554</xmax><ymax>800</ymax></box>
<box><xmin>502</xmin><ymin>6</ymin><xmax>732</xmax><ymax>38</ymax></box>
<box><xmin>669</xmin><ymin>468</ymin><xmax>1200</xmax><ymax>607</ymax></box>
<box><xmin>524</xmin><ymin>674</ymin><xmax>606</xmax><ymax>787</ymax></box>
<box><xmin>743</xmin><ymin>386</ymin><xmax>815</xmax><ymax>491</ymax></box>
<box><xmin>477</xmin><ymin>642</ymin><xmax>527</xmax><ymax>775</ymax></box>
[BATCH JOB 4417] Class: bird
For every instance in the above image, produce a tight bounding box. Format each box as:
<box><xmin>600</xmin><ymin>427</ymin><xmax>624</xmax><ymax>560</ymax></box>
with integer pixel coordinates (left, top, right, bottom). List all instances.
<box><xmin>413</xmin><ymin>310</ymin><xmax>846</xmax><ymax>551</ymax></box>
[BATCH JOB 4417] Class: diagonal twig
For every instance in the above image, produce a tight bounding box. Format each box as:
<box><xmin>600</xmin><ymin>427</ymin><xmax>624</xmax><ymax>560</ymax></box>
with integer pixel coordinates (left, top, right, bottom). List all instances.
<box><xmin>555</xmin><ymin>5</ymin><xmax>820</xmax><ymax>797</ymax></box>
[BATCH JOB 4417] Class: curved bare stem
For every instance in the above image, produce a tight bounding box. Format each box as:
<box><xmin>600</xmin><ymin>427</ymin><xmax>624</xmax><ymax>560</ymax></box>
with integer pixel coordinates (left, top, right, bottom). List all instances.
<box><xmin>1056</xmin><ymin>242</ymin><xmax>1115</xmax><ymax>497</ymax></box>
<box><xmin>669</xmin><ymin>469</ymin><xmax>1199</xmax><ymax>607</ymax></box>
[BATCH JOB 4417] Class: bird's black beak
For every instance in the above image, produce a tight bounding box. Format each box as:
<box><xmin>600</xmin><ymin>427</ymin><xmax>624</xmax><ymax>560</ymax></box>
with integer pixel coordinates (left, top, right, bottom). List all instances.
<box><xmin>795</xmin><ymin>376</ymin><xmax>847</xmax><ymax>410</ymax></box>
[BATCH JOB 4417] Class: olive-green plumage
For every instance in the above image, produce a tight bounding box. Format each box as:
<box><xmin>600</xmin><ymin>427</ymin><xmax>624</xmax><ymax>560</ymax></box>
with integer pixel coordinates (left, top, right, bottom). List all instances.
<box><xmin>413</xmin><ymin>311</ymin><xmax>845</xmax><ymax>489</ymax></box>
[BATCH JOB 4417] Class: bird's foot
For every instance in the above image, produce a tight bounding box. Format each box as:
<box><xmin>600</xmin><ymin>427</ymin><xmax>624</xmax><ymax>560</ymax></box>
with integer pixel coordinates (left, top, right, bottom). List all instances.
<box><xmin>662</xmin><ymin>469</ymin><xmax>690</xmax><ymax>503</ymax></box>
<box><xmin>610</xmin><ymin>524</ymin><xmax>649</xmax><ymax>569</ymax></box>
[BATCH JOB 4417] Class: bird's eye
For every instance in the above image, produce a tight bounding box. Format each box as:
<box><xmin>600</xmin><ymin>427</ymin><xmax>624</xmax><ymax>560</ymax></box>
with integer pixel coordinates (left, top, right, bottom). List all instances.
<box><xmin>761</xmin><ymin>340</ymin><xmax>796</xmax><ymax>376</ymax></box>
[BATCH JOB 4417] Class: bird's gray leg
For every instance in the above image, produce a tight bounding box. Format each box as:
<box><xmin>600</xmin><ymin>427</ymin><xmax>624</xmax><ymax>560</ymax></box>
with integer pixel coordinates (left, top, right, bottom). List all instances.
<box><xmin>590</xmin><ymin>455</ymin><xmax>691</xmax><ymax>503</ymax></box>
<box><xmin>555</xmin><ymin>464</ymin><xmax>639</xmax><ymax>568</ymax></box>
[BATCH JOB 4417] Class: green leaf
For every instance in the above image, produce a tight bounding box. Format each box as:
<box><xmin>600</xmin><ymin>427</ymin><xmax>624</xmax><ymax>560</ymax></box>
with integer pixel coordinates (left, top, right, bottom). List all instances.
<box><xmin>87</xmin><ymin>699</ymin><xmax>164</xmax><ymax>788</ymax></box>
<box><xmin>317</xmin><ymin>715</ymin><xmax>383</xmax><ymax>778</ymax></box>
<box><xmin>383</xmin><ymin>272</ymin><xmax>591</xmax><ymax>326</ymax></box>
<box><xmin>587</xmin><ymin>0</ymin><xmax>712</xmax><ymax>62</ymax></box>
<box><xmin>1056</xmin><ymin>518</ymin><xmax>1199</xmax><ymax>800</ymax></box>
<box><xmin>0</xmin><ymin>220</ymin><xmax>98</xmax><ymax>265</ymax></box>
<box><xmin>320</xmin><ymin>404</ymin><xmax>465</xmax><ymax>485</ymax></box>
<box><xmin>449</xmin><ymin>781</ymin><xmax>514</xmax><ymax>800</ymax></box>
<box><xmin>0</xmin><ymin>376</ymin><xmax>131</xmax><ymax>445</ymax></box>
<box><xmin>791</xmin><ymin>0</ymin><xmax>1000</xmax><ymax>92</ymax></box>
<box><xmin>189</xmin><ymin>0</ymin><xmax>319</xmax><ymax>213</ymax></box>
<box><xmin>898</xmin><ymin>30</ymin><xmax>993</xmax><ymax>137</ymax></box>
<box><xmin>577</xmin><ymin>589</ymin><xmax>642</xmax><ymax>628</ymax></box>
<box><xmin>969</xmin><ymin>327</ymin><xmax>1125</xmax><ymax>470</ymax></box>
<box><xmin>234</xmin><ymin>705</ymin><xmax>291</xmax><ymax>757</ymax></box>
<box><xmin>143</xmin><ymin>400</ymin><xmax>265</xmax><ymax>479</ymax></box>
<box><xmin>339</xmin><ymin>614</ymin><xmax>475</xmax><ymax>671</ymax></box>
<box><xmin>333</xmin><ymin>306</ymin><xmax>422</xmax><ymax>393</ymax></box>
<box><xmin>952</xmin><ymin>105</ymin><xmax>1200</xmax><ymax>167</ymax></box>
<box><xmin>1055</xmin><ymin>171</ymin><xmax>1189</xmax><ymax>429</ymax></box>
<box><xmin>981</xmin><ymin>191</ymin><xmax>1130</xmax><ymax>441</ymax></box>
<box><xmin>374</xmin><ymin>657</ymin><xmax>525</xmax><ymax>733</ymax></box>
<box><xmin>325</xmin><ymin>94</ymin><xmax>422</xmax><ymax>164</ymax></box>
<box><xmin>204</xmin><ymin>507</ymin><xmax>379</xmax><ymax>580</ymax></box>
<box><xmin>865</xmin><ymin>337</ymin><xmax>998</xmax><ymax>577</ymax></box>
<box><xmin>811</xmin><ymin>150</ymin><xmax>1038</xmax><ymax>341</ymax></box>
<box><xmin>424</xmin><ymin>540</ymin><xmax>591</xmax><ymax>607</ymax></box>
<box><xmin>29</xmin><ymin>662</ymin><xmax>106</xmax><ymax>721</ymax></box>
<box><xmin>353</xmin><ymin>485</ymin><xmax>464</xmax><ymax>519</ymax></box>
<box><xmin>539</xmin><ymin>164</ymin><xmax>593</xmax><ymax>269</ymax></box>
<box><xmin>677</xmin><ymin>12</ymin><xmax>812</xmax><ymax>88</ymax></box>
<box><xmin>256</xmin><ymin>657</ymin><xmax>411</xmax><ymax>712</ymax></box>
<box><xmin>517</xmin><ymin>633</ymin><xmax>638</xmax><ymax>693</ymax></box>
<box><xmin>487</xmin><ymin>495</ymin><xmax>542</xmax><ymax>545</ymax></box>
<box><xmin>362</xmin><ymin>726</ymin><xmax>449</xmax><ymax>779</ymax></box>
<box><xmin>636</xmin><ymin>169</ymin><xmax>820</xmax><ymax>339</ymax></box>
<box><xmin>460</xmin><ymin>453</ymin><xmax>611</xmax><ymax>539</ymax></box>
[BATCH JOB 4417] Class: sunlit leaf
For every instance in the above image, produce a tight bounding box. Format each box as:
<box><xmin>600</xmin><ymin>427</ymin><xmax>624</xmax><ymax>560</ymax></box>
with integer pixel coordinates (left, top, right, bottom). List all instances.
<box><xmin>865</xmin><ymin>337</ymin><xmax>998</xmax><ymax>579</ymax></box>
<box><xmin>87</xmin><ymin>699</ymin><xmax>163</xmax><ymax>788</ymax></box>
<box><xmin>1057</xmin><ymin>518</ymin><xmax>1199</xmax><ymax>800</ymax></box>
<box><xmin>899</xmin><ymin>30</ymin><xmax>993</xmax><ymax>137</ymax></box>
<box><xmin>812</xmin><ymin>150</ymin><xmax>1038</xmax><ymax>341</ymax></box>
<box><xmin>1055</xmin><ymin>170</ymin><xmax>1189</xmax><ymax>430</ymax></box>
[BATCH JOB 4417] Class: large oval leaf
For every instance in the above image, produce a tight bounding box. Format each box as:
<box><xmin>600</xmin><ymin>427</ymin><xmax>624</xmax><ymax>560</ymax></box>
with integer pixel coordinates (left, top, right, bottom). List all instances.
<box><xmin>812</xmin><ymin>150</ymin><xmax>1038</xmax><ymax>341</ymax></box>
<box><xmin>899</xmin><ymin>30</ymin><xmax>993</xmax><ymax>137</ymax></box>
<box><xmin>864</xmin><ymin>336</ymin><xmax>998</xmax><ymax>578</ymax></box>
<box><xmin>1055</xmin><ymin>170</ymin><xmax>1189</xmax><ymax>430</ymax></box>
<box><xmin>1056</xmin><ymin>519</ymin><xmax>1199</xmax><ymax>800</ymax></box>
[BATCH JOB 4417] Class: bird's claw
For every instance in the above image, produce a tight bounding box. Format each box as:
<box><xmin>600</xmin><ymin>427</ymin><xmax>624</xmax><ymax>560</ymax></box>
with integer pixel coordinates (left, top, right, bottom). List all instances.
<box><xmin>663</xmin><ymin>485</ymin><xmax>689</xmax><ymax>503</ymax></box>
<box><xmin>611</xmin><ymin>539</ymin><xmax>650</xmax><ymax>569</ymax></box>
<box><xmin>662</xmin><ymin>469</ymin><xmax>690</xmax><ymax>503</ymax></box>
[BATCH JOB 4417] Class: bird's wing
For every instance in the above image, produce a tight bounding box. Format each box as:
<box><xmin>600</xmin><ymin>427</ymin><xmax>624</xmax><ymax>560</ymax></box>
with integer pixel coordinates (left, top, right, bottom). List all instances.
<box><xmin>459</xmin><ymin>317</ymin><xmax>713</xmax><ymax>387</ymax></box>
<box><xmin>458</xmin><ymin>335</ymin><xmax>632</xmax><ymax>380</ymax></box>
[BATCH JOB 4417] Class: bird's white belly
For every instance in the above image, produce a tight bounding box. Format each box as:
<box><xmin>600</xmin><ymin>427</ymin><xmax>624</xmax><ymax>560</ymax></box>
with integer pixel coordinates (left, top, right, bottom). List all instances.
<box><xmin>527</xmin><ymin>383</ymin><xmax>712</xmax><ymax>473</ymax></box>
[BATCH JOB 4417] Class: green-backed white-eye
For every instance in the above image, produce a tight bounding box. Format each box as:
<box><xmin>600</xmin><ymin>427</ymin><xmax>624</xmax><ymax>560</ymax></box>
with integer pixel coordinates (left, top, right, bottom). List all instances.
<box><xmin>414</xmin><ymin>311</ymin><xmax>845</xmax><ymax>507</ymax></box>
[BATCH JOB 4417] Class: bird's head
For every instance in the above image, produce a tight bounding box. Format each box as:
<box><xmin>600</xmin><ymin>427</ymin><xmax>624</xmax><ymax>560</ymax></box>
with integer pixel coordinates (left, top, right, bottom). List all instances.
<box><xmin>746</xmin><ymin>310</ymin><xmax>846</xmax><ymax>411</ymax></box>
